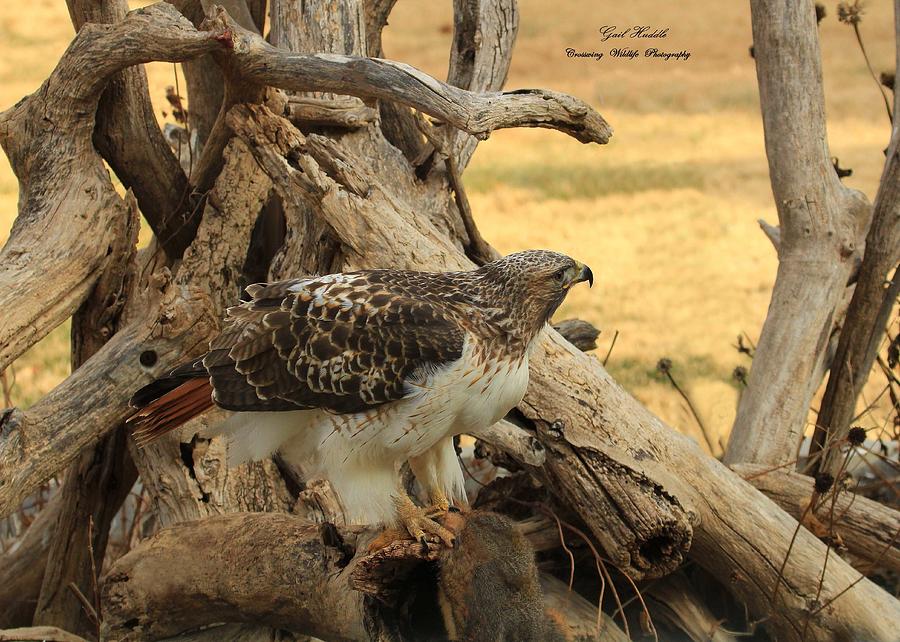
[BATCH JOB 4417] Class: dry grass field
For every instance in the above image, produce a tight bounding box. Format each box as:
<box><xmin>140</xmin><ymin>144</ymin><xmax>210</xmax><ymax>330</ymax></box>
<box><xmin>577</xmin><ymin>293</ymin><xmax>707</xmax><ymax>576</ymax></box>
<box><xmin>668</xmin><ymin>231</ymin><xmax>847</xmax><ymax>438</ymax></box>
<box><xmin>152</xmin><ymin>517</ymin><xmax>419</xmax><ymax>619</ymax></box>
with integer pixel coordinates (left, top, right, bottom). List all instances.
<box><xmin>0</xmin><ymin>1</ymin><xmax>896</xmax><ymax>451</ymax></box>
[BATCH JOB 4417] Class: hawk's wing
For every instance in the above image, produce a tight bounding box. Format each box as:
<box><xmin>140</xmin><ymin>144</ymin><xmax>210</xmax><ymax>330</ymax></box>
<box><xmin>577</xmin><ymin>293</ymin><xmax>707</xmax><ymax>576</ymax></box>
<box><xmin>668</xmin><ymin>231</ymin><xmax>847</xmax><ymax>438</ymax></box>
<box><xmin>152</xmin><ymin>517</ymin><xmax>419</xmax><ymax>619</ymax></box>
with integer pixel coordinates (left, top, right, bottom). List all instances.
<box><xmin>204</xmin><ymin>273</ymin><xmax>467</xmax><ymax>414</ymax></box>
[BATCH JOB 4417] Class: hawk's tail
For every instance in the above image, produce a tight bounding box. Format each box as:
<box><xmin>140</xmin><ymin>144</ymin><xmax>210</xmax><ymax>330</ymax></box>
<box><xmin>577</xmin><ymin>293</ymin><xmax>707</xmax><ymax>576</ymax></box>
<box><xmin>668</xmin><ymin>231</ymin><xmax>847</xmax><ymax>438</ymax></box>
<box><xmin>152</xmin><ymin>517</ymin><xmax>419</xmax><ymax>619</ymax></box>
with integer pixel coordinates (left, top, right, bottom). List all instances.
<box><xmin>127</xmin><ymin>361</ymin><xmax>214</xmax><ymax>447</ymax></box>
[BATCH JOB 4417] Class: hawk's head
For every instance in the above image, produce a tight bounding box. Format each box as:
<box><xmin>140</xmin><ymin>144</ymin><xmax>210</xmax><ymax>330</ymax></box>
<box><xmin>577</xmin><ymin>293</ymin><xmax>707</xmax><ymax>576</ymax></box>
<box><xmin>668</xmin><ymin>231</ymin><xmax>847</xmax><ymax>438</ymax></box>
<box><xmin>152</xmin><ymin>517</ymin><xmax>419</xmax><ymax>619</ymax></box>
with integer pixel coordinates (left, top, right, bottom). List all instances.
<box><xmin>478</xmin><ymin>250</ymin><xmax>593</xmax><ymax>339</ymax></box>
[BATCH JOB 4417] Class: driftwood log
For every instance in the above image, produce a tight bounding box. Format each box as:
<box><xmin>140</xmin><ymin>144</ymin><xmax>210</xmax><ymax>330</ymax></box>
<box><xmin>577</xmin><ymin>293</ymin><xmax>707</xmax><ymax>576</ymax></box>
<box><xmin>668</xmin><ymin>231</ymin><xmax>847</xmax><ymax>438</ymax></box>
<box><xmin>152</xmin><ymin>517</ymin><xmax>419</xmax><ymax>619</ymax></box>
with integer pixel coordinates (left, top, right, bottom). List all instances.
<box><xmin>735</xmin><ymin>464</ymin><xmax>900</xmax><ymax>575</ymax></box>
<box><xmin>102</xmin><ymin>513</ymin><xmax>367</xmax><ymax>640</ymax></box>
<box><xmin>101</xmin><ymin>510</ymin><xmax>626</xmax><ymax>641</ymax></box>
<box><xmin>0</xmin><ymin>1</ymin><xmax>898</xmax><ymax>641</ymax></box>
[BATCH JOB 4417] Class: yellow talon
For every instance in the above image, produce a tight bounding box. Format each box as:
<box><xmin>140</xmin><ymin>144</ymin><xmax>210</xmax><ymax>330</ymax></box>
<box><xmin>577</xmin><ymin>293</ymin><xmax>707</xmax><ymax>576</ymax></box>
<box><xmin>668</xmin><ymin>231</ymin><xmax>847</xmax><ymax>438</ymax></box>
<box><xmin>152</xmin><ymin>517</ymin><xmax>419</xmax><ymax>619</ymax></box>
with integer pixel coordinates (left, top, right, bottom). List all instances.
<box><xmin>393</xmin><ymin>493</ymin><xmax>456</xmax><ymax>548</ymax></box>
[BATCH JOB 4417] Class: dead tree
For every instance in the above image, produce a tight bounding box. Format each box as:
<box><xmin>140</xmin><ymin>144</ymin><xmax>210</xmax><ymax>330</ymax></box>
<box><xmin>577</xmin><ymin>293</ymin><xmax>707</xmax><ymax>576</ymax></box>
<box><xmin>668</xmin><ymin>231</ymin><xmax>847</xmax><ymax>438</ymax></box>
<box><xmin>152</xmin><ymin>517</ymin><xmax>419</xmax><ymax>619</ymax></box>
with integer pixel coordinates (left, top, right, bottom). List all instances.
<box><xmin>0</xmin><ymin>1</ymin><xmax>898</xmax><ymax>641</ymax></box>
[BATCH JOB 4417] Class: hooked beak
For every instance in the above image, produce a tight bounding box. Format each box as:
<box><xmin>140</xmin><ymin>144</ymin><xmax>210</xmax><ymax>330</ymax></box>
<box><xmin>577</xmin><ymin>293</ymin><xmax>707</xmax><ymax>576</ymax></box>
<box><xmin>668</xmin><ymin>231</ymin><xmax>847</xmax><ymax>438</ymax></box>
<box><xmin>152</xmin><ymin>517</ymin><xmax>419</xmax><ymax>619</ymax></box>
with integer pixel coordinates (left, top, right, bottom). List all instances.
<box><xmin>573</xmin><ymin>261</ymin><xmax>594</xmax><ymax>288</ymax></box>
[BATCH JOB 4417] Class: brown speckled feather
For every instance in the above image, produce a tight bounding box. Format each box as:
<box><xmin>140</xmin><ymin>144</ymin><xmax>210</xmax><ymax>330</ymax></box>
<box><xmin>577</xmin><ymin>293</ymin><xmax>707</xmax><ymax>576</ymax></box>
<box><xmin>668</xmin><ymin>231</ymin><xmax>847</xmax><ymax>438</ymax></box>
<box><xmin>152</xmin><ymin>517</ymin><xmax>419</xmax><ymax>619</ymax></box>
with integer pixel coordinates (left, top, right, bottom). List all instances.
<box><xmin>204</xmin><ymin>272</ymin><xmax>469</xmax><ymax>414</ymax></box>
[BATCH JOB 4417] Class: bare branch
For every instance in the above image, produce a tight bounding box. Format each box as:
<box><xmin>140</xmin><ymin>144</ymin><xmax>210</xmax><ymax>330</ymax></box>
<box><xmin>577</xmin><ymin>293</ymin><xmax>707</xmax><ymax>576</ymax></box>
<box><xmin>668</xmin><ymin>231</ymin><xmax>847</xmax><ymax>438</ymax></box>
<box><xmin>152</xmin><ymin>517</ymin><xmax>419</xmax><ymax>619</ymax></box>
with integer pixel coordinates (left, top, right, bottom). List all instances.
<box><xmin>0</xmin><ymin>7</ymin><xmax>299</xmax><ymax>521</ymax></box>
<box><xmin>758</xmin><ymin>218</ymin><xmax>781</xmax><ymax>252</ymax></box>
<box><xmin>184</xmin><ymin>0</ymin><xmax>267</xmax><ymax>193</ymax></box>
<box><xmin>0</xmin><ymin>442</ymin><xmax>138</xmax><ymax>630</ymax></box>
<box><xmin>445</xmin><ymin>0</ymin><xmax>520</xmax><ymax>169</ymax></box>
<box><xmin>0</xmin><ymin>497</ymin><xmax>62</xmax><ymax>628</ymax></box>
<box><xmin>67</xmin><ymin>0</ymin><xmax>196</xmax><ymax>259</ymax></box>
<box><xmin>128</xmin><ymin>137</ymin><xmax>293</xmax><ymax>528</ymax></box>
<box><xmin>285</xmin><ymin>94</ymin><xmax>377</xmax><ymax>129</ymax></box>
<box><xmin>0</xmin><ymin>627</ymin><xmax>87</xmax><ymax>642</ymax></box>
<box><xmin>173</xmin><ymin>0</ymin><xmax>225</xmax><ymax>152</ymax></box>
<box><xmin>0</xmin><ymin>281</ymin><xmax>217</xmax><ymax>518</ymax></box>
<box><xmin>269</xmin><ymin>0</ymin><xmax>375</xmax><ymax>130</ymax></box>
<box><xmin>0</xmin><ymin>4</ymin><xmax>223</xmax><ymax>373</ymax></box>
<box><xmin>33</xmin><ymin>190</ymin><xmax>139</xmax><ymax>634</ymax></box>
<box><xmin>205</xmin><ymin>6</ymin><xmax>611</xmax><ymax>145</ymax></box>
<box><xmin>812</xmin><ymin>1</ymin><xmax>900</xmax><ymax>474</ymax></box>
<box><xmin>363</xmin><ymin>0</ymin><xmax>398</xmax><ymax>57</ymax></box>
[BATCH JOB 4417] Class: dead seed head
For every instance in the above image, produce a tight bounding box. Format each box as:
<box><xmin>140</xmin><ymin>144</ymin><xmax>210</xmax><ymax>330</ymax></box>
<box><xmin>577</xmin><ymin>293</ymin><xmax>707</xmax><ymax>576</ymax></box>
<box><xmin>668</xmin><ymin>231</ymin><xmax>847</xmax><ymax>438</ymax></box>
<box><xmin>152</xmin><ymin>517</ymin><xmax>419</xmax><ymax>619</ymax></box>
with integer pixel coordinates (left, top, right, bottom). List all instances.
<box><xmin>814</xmin><ymin>472</ymin><xmax>834</xmax><ymax>494</ymax></box>
<box><xmin>837</xmin><ymin>1</ymin><xmax>865</xmax><ymax>25</ymax></box>
<box><xmin>656</xmin><ymin>358</ymin><xmax>672</xmax><ymax>374</ymax></box>
<box><xmin>847</xmin><ymin>426</ymin><xmax>866</xmax><ymax>446</ymax></box>
<box><xmin>815</xmin><ymin>3</ymin><xmax>827</xmax><ymax>24</ymax></box>
<box><xmin>732</xmin><ymin>365</ymin><xmax>748</xmax><ymax>384</ymax></box>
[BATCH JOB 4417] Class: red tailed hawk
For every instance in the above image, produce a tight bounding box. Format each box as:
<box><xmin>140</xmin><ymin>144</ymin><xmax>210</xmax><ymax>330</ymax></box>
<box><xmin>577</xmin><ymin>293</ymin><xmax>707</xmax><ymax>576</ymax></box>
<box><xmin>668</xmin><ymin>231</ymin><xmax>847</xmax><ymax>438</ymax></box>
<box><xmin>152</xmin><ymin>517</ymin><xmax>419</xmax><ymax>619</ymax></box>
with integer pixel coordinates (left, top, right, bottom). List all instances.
<box><xmin>128</xmin><ymin>250</ymin><xmax>593</xmax><ymax>545</ymax></box>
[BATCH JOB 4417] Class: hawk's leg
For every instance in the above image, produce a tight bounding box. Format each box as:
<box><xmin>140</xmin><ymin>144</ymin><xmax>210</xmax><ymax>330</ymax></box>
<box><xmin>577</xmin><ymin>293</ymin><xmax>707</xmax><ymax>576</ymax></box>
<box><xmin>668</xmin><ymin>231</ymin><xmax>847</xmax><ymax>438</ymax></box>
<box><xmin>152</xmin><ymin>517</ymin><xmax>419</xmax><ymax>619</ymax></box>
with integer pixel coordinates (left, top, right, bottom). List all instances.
<box><xmin>393</xmin><ymin>492</ymin><xmax>457</xmax><ymax>548</ymax></box>
<box><xmin>424</xmin><ymin>487</ymin><xmax>451</xmax><ymax>516</ymax></box>
<box><xmin>409</xmin><ymin>437</ymin><xmax>467</xmax><ymax>516</ymax></box>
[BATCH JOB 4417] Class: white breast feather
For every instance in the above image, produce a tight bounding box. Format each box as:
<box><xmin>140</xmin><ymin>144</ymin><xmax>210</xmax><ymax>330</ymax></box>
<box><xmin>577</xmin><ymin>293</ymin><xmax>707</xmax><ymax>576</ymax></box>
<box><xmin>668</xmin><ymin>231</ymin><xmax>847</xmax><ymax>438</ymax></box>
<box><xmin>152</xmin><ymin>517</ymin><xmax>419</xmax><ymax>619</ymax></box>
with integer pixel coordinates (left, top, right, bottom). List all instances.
<box><xmin>217</xmin><ymin>332</ymin><xmax>531</xmax><ymax>525</ymax></box>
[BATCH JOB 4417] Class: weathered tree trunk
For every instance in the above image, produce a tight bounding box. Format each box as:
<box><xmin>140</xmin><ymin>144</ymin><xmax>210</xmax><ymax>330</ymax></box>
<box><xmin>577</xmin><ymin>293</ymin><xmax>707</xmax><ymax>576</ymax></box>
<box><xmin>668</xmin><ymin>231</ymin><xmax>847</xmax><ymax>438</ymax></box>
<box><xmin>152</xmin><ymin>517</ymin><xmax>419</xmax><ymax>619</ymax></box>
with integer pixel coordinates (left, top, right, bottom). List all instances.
<box><xmin>31</xmin><ymin>38</ymin><xmax>145</xmax><ymax>622</ymax></box>
<box><xmin>101</xmin><ymin>510</ymin><xmax>629</xmax><ymax>641</ymax></box>
<box><xmin>724</xmin><ymin>0</ymin><xmax>872</xmax><ymax>468</ymax></box>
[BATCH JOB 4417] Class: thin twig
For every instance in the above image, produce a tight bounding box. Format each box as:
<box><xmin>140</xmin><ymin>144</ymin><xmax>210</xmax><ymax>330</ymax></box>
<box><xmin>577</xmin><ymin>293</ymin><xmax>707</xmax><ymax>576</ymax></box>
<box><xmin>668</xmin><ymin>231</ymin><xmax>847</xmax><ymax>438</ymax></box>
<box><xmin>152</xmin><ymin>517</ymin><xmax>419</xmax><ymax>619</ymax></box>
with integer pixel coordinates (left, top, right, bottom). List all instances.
<box><xmin>771</xmin><ymin>496</ymin><xmax>815</xmax><ymax>606</ymax></box>
<box><xmin>551</xmin><ymin>511</ymin><xmax>576</xmax><ymax>591</ymax></box>
<box><xmin>547</xmin><ymin>510</ymin><xmax>626</xmax><ymax>639</ymax></box>
<box><xmin>801</xmin><ymin>449</ymin><xmax>852</xmax><ymax>641</ymax></box>
<box><xmin>446</xmin><ymin>154</ymin><xmax>500</xmax><ymax>266</ymax></box>
<box><xmin>0</xmin><ymin>367</ymin><xmax>13</xmax><ymax>407</ymax></box>
<box><xmin>412</xmin><ymin>111</ymin><xmax>498</xmax><ymax>266</ymax></box>
<box><xmin>851</xmin><ymin>383</ymin><xmax>891</xmax><ymax>423</ymax></box>
<box><xmin>851</xmin><ymin>22</ymin><xmax>893</xmax><ymax>123</ymax></box>
<box><xmin>175</xmin><ymin>64</ymin><xmax>194</xmax><ymax>177</ymax></box>
<box><xmin>67</xmin><ymin>582</ymin><xmax>99</xmax><ymax>629</ymax></box>
<box><xmin>88</xmin><ymin>516</ymin><xmax>102</xmax><ymax>639</ymax></box>
<box><xmin>811</xmin><ymin>523</ymin><xmax>900</xmax><ymax>616</ymax></box>
<box><xmin>602</xmin><ymin>330</ymin><xmax>619</xmax><ymax>366</ymax></box>
<box><xmin>658</xmin><ymin>359</ymin><xmax>716</xmax><ymax>454</ymax></box>
<box><xmin>126</xmin><ymin>487</ymin><xmax>147</xmax><ymax>551</ymax></box>
<box><xmin>546</xmin><ymin>512</ymin><xmax>662</xmax><ymax>642</ymax></box>
<box><xmin>458</xmin><ymin>462</ymin><xmax>618</xmax><ymax>638</ymax></box>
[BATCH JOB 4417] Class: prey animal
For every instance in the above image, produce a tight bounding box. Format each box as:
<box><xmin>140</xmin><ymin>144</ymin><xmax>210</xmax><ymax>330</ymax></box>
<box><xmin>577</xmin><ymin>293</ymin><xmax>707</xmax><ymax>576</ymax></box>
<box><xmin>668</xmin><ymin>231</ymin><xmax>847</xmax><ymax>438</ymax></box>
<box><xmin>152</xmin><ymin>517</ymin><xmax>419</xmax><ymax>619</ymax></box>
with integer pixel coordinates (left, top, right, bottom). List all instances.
<box><xmin>128</xmin><ymin>250</ymin><xmax>593</xmax><ymax>545</ymax></box>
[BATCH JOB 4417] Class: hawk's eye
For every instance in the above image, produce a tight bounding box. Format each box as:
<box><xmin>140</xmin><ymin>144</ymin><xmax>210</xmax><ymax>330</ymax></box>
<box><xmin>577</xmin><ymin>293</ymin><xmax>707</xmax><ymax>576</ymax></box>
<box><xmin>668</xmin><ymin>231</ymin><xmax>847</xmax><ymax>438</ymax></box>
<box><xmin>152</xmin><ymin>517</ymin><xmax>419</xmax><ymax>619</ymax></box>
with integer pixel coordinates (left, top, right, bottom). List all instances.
<box><xmin>554</xmin><ymin>267</ymin><xmax>568</xmax><ymax>282</ymax></box>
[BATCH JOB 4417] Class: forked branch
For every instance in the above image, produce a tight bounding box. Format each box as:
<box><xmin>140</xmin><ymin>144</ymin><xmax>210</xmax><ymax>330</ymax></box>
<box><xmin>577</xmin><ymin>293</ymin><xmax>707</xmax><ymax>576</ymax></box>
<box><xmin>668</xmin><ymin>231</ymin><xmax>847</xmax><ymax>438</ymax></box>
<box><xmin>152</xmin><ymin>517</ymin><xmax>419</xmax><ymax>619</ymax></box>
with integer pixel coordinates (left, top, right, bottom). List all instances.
<box><xmin>203</xmin><ymin>5</ymin><xmax>611</xmax><ymax>145</ymax></box>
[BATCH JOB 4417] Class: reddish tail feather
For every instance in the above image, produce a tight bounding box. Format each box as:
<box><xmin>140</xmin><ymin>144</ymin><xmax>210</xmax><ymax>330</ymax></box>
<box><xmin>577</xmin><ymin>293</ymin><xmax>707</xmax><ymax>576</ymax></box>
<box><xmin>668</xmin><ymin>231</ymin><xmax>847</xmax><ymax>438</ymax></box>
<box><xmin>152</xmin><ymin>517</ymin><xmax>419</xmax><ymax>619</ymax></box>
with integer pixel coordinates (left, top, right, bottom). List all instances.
<box><xmin>127</xmin><ymin>377</ymin><xmax>214</xmax><ymax>446</ymax></box>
